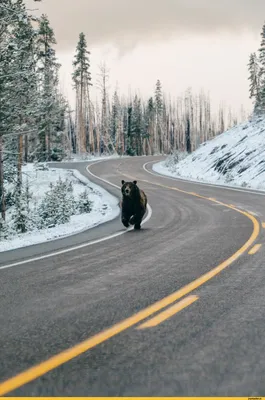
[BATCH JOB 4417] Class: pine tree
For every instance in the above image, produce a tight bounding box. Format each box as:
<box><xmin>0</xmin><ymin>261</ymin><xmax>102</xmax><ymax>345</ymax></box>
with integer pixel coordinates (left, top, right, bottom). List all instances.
<box><xmin>126</xmin><ymin>103</ymin><xmax>134</xmax><ymax>155</ymax></box>
<box><xmin>12</xmin><ymin>189</ymin><xmax>28</xmax><ymax>234</ymax></box>
<box><xmin>72</xmin><ymin>32</ymin><xmax>92</xmax><ymax>154</ymax></box>
<box><xmin>248</xmin><ymin>53</ymin><xmax>261</xmax><ymax>114</ymax></box>
<box><xmin>0</xmin><ymin>0</ymin><xmax>37</xmax><ymax>217</ymax></box>
<box><xmin>38</xmin><ymin>182</ymin><xmax>58</xmax><ymax>228</ymax></box>
<box><xmin>77</xmin><ymin>189</ymin><xmax>93</xmax><ymax>214</ymax></box>
<box><xmin>38</xmin><ymin>177</ymin><xmax>75</xmax><ymax>228</ymax></box>
<box><xmin>6</xmin><ymin>8</ymin><xmax>39</xmax><ymax>188</ymax></box>
<box><xmin>36</xmin><ymin>14</ymin><xmax>62</xmax><ymax>161</ymax></box>
<box><xmin>0</xmin><ymin>1</ymin><xmax>15</xmax><ymax>218</ymax></box>
<box><xmin>0</xmin><ymin>216</ymin><xmax>10</xmax><ymax>240</ymax></box>
<box><xmin>258</xmin><ymin>22</ymin><xmax>265</xmax><ymax>113</ymax></box>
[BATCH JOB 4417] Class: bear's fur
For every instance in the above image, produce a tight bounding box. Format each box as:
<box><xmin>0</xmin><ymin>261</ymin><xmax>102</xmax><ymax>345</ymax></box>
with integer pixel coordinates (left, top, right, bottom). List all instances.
<box><xmin>120</xmin><ymin>180</ymin><xmax>147</xmax><ymax>230</ymax></box>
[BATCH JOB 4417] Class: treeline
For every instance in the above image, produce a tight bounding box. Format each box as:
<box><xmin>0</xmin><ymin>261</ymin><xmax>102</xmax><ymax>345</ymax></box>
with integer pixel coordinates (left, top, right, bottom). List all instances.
<box><xmin>248</xmin><ymin>20</ymin><xmax>265</xmax><ymax>114</ymax></box>
<box><xmin>72</xmin><ymin>35</ymin><xmax>245</xmax><ymax>157</ymax></box>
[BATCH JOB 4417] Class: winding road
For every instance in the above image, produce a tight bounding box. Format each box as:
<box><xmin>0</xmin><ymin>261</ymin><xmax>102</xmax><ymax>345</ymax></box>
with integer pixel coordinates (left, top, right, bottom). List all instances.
<box><xmin>1</xmin><ymin>156</ymin><xmax>265</xmax><ymax>396</ymax></box>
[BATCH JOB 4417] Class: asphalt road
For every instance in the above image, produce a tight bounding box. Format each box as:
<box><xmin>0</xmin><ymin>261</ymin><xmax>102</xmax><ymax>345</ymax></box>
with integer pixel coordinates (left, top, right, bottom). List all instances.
<box><xmin>1</xmin><ymin>156</ymin><xmax>265</xmax><ymax>396</ymax></box>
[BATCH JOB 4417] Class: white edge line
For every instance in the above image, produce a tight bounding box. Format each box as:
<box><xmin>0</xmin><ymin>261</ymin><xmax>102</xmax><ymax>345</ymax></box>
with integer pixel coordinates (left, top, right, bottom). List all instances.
<box><xmin>0</xmin><ymin>160</ymin><xmax>152</xmax><ymax>271</ymax></box>
<box><xmin>143</xmin><ymin>160</ymin><xmax>265</xmax><ymax>197</ymax></box>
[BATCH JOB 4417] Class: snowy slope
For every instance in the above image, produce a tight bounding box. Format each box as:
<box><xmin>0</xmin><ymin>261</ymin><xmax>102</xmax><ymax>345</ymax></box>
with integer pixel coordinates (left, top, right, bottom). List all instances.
<box><xmin>153</xmin><ymin>116</ymin><xmax>265</xmax><ymax>191</ymax></box>
<box><xmin>0</xmin><ymin>164</ymin><xmax>120</xmax><ymax>252</ymax></box>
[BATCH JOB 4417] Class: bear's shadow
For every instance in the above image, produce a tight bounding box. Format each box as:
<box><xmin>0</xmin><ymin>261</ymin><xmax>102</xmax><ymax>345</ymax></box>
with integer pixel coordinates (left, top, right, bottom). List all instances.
<box><xmin>126</xmin><ymin>227</ymin><xmax>152</xmax><ymax>234</ymax></box>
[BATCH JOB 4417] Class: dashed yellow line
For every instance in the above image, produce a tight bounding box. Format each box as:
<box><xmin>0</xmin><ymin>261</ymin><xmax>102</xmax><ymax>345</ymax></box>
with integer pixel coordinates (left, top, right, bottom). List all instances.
<box><xmin>248</xmin><ymin>244</ymin><xmax>262</xmax><ymax>255</ymax></box>
<box><xmin>137</xmin><ymin>295</ymin><xmax>199</xmax><ymax>329</ymax></box>
<box><xmin>262</xmin><ymin>222</ymin><xmax>265</xmax><ymax>228</ymax></box>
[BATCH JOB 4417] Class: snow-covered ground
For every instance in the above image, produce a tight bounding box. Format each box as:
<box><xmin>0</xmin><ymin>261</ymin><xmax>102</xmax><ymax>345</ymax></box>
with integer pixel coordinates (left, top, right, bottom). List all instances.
<box><xmin>0</xmin><ymin>163</ymin><xmax>120</xmax><ymax>252</ymax></box>
<box><xmin>153</xmin><ymin>116</ymin><xmax>265</xmax><ymax>191</ymax></box>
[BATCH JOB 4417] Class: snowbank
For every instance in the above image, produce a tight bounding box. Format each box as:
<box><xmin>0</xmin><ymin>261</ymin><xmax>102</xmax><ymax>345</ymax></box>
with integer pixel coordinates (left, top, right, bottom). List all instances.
<box><xmin>153</xmin><ymin>117</ymin><xmax>265</xmax><ymax>191</ymax></box>
<box><xmin>61</xmin><ymin>153</ymin><xmax>130</xmax><ymax>163</ymax></box>
<box><xmin>0</xmin><ymin>164</ymin><xmax>120</xmax><ymax>252</ymax></box>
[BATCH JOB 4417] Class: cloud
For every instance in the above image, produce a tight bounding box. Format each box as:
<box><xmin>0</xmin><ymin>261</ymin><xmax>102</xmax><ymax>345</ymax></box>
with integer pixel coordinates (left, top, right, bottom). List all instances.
<box><xmin>25</xmin><ymin>0</ymin><xmax>265</xmax><ymax>51</ymax></box>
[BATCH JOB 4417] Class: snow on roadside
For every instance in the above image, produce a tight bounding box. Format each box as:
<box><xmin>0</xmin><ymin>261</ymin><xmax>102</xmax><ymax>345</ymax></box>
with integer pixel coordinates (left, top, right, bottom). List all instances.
<box><xmin>0</xmin><ymin>163</ymin><xmax>120</xmax><ymax>252</ymax></box>
<box><xmin>62</xmin><ymin>153</ymin><xmax>131</xmax><ymax>163</ymax></box>
<box><xmin>153</xmin><ymin>117</ymin><xmax>265</xmax><ymax>191</ymax></box>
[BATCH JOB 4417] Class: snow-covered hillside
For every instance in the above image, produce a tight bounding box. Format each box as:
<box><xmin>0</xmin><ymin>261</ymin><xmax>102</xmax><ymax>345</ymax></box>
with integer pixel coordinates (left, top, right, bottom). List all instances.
<box><xmin>153</xmin><ymin>117</ymin><xmax>265</xmax><ymax>191</ymax></box>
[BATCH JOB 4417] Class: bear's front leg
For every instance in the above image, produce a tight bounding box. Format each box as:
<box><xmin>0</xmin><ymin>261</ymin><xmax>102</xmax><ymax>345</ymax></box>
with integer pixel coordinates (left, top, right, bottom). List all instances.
<box><xmin>122</xmin><ymin>216</ymin><xmax>130</xmax><ymax>228</ymax></box>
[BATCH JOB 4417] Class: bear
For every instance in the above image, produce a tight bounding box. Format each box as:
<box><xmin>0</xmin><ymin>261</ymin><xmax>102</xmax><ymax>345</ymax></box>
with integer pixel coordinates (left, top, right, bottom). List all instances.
<box><xmin>120</xmin><ymin>180</ymin><xmax>147</xmax><ymax>230</ymax></box>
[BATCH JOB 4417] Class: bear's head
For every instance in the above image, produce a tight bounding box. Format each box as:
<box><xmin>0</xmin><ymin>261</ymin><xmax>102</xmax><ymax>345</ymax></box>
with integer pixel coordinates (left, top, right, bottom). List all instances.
<box><xmin>121</xmin><ymin>180</ymin><xmax>138</xmax><ymax>198</ymax></box>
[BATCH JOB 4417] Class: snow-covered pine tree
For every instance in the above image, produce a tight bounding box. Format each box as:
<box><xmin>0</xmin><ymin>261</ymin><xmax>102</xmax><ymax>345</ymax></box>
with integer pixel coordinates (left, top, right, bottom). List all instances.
<box><xmin>56</xmin><ymin>178</ymin><xmax>75</xmax><ymax>224</ymax></box>
<box><xmin>77</xmin><ymin>189</ymin><xmax>93</xmax><ymax>214</ymax></box>
<box><xmin>126</xmin><ymin>102</ymin><xmax>134</xmax><ymax>155</ymax></box>
<box><xmin>38</xmin><ymin>177</ymin><xmax>75</xmax><ymax>228</ymax></box>
<box><xmin>6</xmin><ymin>6</ymin><xmax>39</xmax><ymax>189</ymax></box>
<box><xmin>0</xmin><ymin>216</ymin><xmax>10</xmax><ymax>241</ymax></box>
<box><xmin>258</xmin><ymin>22</ymin><xmax>265</xmax><ymax>114</ymax></box>
<box><xmin>36</xmin><ymin>14</ymin><xmax>63</xmax><ymax>161</ymax></box>
<box><xmin>0</xmin><ymin>0</ymin><xmax>38</xmax><ymax>218</ymax></box>
<box><xmin>0</xmin><ymin>0</ymin><xmax>15</xmax><ymax>220</ymax></box>
<box><xmin>248</xmin><ymin>52</ymin><xmax>262</xmax><ymax>114</ymax></box>
<box><xmin>72</xmin><ymin>32</ymin><xmax>92</xmax><ymax>154</ymax></box>
<box><xmin>12</xmin><ymin>188</ymin><xmax>28</xmax><ymax>233</ymax></box>
<box><xmin>38</xmin><ymin>182</ymin><xmax>58</xmax><ymax>228</ymax></box>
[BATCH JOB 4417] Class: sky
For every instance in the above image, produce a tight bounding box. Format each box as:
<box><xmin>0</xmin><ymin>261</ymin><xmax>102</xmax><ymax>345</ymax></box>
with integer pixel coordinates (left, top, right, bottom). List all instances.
<box><xmin>25</xmin><ymin>0</ymin><xmax>265</xmax><ymax>117</ymax></box>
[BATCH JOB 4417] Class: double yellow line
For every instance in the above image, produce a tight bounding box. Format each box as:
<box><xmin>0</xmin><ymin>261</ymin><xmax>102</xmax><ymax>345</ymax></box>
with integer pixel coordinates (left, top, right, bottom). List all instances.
<box><xmin>0</xmin><ymin>175</ymin><xmax>261</xmax><ymax>396</ymax></box>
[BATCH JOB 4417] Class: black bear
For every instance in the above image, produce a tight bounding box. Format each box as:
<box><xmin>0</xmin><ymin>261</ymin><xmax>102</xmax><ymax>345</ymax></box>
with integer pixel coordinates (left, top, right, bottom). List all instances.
<box><xmin>120</xmin><ymin>180</ymin><xmax>147</xmax><ymax>230</ymax></box>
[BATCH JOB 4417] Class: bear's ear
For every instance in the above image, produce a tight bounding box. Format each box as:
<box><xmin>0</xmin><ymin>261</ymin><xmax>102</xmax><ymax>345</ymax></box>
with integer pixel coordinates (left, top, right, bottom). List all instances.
<box><xmin>121</xmin><ymin>180</ymin><xmax>125</xmax><ymax>185</ymax></box>
<box><xmin>133</xmin><ymin>180</ymin><xmax>137</xmax><ymax>185</ymax></box>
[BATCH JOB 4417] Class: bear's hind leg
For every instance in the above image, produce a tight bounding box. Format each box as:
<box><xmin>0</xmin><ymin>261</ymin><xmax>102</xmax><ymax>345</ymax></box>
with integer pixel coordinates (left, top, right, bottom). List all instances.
<box><xmin>133</xmin><ymin>214</ymin><xmax>143</xmax><ymax>230</ymax></box>
<box><xmin>134</xmin><ymin>222</ymin><xmax>141</xmax><ymax>230</ymax></box>
<box><xmin>133</xmin><ymin>207</ymin><xmax>146</xmax><ymax>230</ymax></box>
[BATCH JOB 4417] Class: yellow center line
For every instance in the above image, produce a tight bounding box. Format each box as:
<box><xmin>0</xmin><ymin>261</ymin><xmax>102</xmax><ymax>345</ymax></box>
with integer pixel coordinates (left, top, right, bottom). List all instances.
<box><xmin>137</xmin><ymin>295</ymin><xmax>199</xmax><ymax>329</ymax></box>
<box><xmin>248</xmin><ymin>244</ymin><xmax>262</xmax><ymax>255</ymax></box>
<box><xmin>0</xmin><ymin>173</ymin><xmax>261</xmax><ymax>396</ymax></box>
<box><xmin>262</xmin><ymin>222</ymin><xmax>265</xmax><ymax>228</ymax></box>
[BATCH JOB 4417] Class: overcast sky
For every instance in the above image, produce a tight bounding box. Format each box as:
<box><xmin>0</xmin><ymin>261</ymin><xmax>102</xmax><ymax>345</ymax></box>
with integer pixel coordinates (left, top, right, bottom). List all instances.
<box><xmin>25</xmin><ymin>0</ymin><xmax>265</xmax><ymax>116</ymax></box>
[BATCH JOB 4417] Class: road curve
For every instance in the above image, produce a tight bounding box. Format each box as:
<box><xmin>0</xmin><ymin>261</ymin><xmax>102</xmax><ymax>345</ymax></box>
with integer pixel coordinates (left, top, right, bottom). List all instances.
<box><xmin>0</xmin><ymin>156</ymin><xmax>265</xmax><ymax>396</ymax></box>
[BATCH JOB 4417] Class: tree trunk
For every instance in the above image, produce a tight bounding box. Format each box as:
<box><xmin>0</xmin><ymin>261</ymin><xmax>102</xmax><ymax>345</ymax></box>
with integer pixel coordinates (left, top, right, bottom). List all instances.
<box><xmin>47</xmin><ymin>125</ymin><xmax>51</xmax><ymax>161</ymax></box>
<box><xmin>17</xmin><ymin>133</ymin><xmax>23</xmax><ymax>191</ymax></box>
<box><xmin>0</xmin><ymin>133</ymin><xmax>5</xmax><ymax>220</ymax></box>
<box><xmin>186</xmin><ymin>115</ymin><xmax>191</xmax><ymax>153</ymax></box>
<box><xmin>24</xmin><ymin>133</ymin><xmax>28</xmax><ymax>163</ymax></box>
